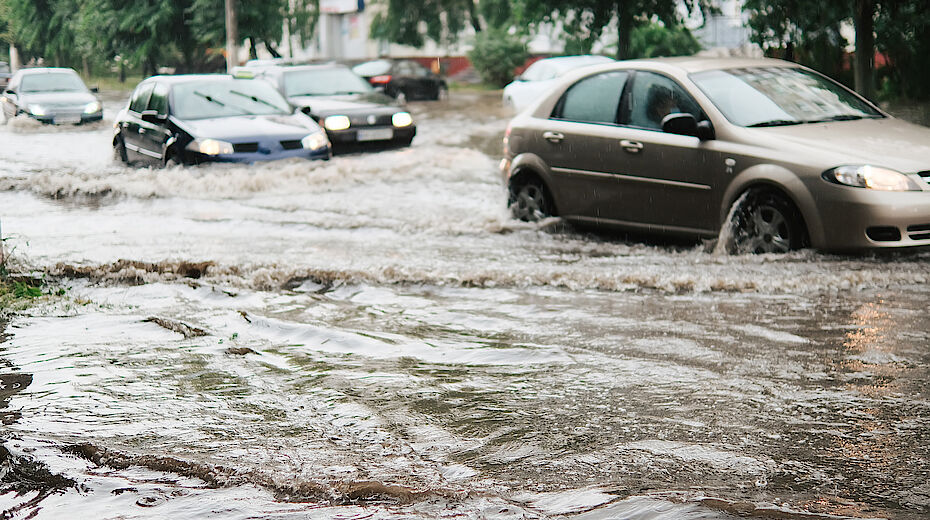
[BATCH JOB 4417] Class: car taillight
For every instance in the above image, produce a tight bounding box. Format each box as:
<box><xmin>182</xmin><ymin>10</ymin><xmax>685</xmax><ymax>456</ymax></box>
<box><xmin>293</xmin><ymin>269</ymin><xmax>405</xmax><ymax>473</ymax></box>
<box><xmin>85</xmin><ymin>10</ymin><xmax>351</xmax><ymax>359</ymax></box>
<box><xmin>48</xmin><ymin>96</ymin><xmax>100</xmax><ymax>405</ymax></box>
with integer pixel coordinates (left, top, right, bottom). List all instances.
<box><xmin>370</xmin><ymin>75</ymin><xmax>392</xmax><ymax>84</ymax></box>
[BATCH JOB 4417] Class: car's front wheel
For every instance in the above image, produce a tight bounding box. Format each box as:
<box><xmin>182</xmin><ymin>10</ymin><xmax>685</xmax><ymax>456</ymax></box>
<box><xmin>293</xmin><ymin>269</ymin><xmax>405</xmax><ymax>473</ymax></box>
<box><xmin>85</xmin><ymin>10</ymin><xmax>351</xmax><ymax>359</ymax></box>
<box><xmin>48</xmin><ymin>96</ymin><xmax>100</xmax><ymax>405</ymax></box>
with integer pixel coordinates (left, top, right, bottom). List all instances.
<box><xmin>510</xmin><ymin>178</ymin><xmax>553</xmax><ymax>222</ymax></box>
<box><xmin>113</xmin><ymin>135</ymin><xmax>128</xmax><ymax>164</ymax></box>
<box><xmin>724</xmin><ymin>188</ymin><xmax>806</xmax><ymax>254</ymax></box>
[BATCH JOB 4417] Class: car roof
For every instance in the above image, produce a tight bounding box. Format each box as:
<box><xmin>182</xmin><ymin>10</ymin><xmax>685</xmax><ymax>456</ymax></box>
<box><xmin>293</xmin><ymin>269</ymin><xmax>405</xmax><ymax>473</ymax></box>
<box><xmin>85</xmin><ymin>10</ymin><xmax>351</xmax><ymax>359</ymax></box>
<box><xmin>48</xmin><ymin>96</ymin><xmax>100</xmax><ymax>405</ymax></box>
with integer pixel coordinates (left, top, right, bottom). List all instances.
<box><xmin>616</xmin><ymin>56</ymin><xmax>798</xmax><ymax>74</ymax></box>
<box><xmin>17</xmin><ymin>67</ymin><xmax>80</xmax><ymax>75</ymax></box>
<box><xmin>142</xmin><ymin>74</ymin><xmax>237</xmax><ymax>85</ymax></box>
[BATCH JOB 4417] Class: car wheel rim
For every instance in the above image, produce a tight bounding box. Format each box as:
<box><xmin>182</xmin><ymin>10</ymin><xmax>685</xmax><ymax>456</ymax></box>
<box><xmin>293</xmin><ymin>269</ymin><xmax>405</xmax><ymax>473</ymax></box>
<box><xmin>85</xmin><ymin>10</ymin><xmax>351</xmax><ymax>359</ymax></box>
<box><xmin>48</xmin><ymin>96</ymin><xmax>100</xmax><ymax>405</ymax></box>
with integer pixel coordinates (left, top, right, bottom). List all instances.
<box><xmin>735</xmin><ymin>203</ymin><xmax>791</xmax><ymax>254</ymax></box>
<box><xmin>514</xmin><ymin>184</ymin><xmax>547</xmax><ymax>222</ymax></box>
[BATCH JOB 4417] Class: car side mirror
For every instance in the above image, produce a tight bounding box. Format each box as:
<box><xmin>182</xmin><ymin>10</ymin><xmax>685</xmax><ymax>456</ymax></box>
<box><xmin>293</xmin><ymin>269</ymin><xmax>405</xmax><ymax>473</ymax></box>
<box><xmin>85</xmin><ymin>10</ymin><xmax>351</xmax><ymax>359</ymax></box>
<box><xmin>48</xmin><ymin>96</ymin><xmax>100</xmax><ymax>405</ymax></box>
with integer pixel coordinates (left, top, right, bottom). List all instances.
<box><xmin>3</xmin><ymin>89</ymin><xmax>14</xmax><ymax>97</ymax></box>
<box><xmin>661</xmin><ymin>113</ymin><xmax>698</xmax><ymax>137</ymax></box>
<box><xmin>140</xmin><ymin>110</ymin><xmax>166</xmax><ymax>124</ymax></box>
<box><xmin>90</xmin><ymin>86</ymin><xmax>99</xmax><ymax>93</ymax></box>
<box><xmin>696</xmin><ymin>120</ymin><xmax>715</xmax><ymax>141</ymax></box>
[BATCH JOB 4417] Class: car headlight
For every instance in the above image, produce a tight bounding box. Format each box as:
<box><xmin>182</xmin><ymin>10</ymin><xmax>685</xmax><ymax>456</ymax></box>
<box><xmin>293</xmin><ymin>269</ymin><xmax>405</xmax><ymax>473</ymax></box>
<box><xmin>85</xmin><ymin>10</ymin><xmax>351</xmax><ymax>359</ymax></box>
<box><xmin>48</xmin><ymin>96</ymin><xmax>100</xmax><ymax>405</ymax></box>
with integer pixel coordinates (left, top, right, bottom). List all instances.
<box><xmin>324</xmin><ymin>115</ymin><xmax>351</xmax><ymax>131</ymax></box>
<box><xmin>187</xmin><ymin>138</ymin><xmax>235</xmax><ymax>156</ymax></box>
<box><xmin>29</xmin><ymin>104</ymin><xmax>47</xmax><ymax>116</ymax></box>
<box><xmin>84</xmin><ymin>101</ymin><xmax>102</xmax><ymax>114</ymax></box>
<box><xmin>822</xmin><ymin>165</ymin><xmax>921</xmax><ymax>191</ymax></box>
<box><xmin>392</xmin><ymin>111</ymin><xmax>413</xmax><ymax>127</ymax></box>
<box><xmin>301</xmin><ymin>131</ymin><xmax>329</xmax><ymax>151</ymax></box>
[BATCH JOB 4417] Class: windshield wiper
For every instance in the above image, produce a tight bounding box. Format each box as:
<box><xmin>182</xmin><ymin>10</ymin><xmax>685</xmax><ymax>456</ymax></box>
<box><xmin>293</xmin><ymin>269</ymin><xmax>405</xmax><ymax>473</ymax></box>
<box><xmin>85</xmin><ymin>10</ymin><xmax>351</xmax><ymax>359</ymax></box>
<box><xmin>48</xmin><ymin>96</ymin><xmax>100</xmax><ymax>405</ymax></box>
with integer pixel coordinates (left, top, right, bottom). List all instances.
<box><xmin>805</xmin><ymin>114</ymin><xmax>878</xmax><ymax>123</ymax></box>
<box><xmin>747</xmin><ymin>119</ymin><xmax>803</xmax><ymax>128</ymax></box>
<box><xmin>229</xmin><ymin>89</ymin><xmax>282</xmax><ymax>112</ymax></box>
<box><xmin>193</xmin><ymin>90</ymin><xmax>226</xmax><ymax>106</ymax></box>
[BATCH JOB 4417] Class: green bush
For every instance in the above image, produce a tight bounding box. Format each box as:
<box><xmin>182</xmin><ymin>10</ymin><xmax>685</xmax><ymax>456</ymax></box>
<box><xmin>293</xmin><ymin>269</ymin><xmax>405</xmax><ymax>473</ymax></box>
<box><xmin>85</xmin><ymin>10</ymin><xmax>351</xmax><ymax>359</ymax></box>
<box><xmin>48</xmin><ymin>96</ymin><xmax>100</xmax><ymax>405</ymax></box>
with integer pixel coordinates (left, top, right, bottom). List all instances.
<box><xmin>468</xmin><ymin>29</ymin><xmax>528</xmax><ymax>88</ymax></box>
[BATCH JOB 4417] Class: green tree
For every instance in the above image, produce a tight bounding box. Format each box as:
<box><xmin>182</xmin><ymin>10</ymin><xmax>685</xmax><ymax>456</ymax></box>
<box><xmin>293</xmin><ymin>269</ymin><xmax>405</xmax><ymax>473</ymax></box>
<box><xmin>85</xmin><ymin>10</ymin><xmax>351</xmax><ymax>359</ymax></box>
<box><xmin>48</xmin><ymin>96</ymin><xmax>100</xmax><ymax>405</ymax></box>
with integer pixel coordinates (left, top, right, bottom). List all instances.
<box><xmin>516</xmin><ymin>0</ymin><xmax>713</xmax><ymax>60</ymax></box>
<box><xmin>875</xmin><ymin>0</ymin><xmax>930</xmax><ymax>100</ymax></box>
<box><xmin>628</xmin><ymin>21</ymin><xmax>701</xmax><ymax>58</ymax></box>
<box><xmin>467</xmin><ymin>27</ymin><xmax>527</xmax><ymax>87</ymax></box>
<box><xmin>370</xmin><ymin>0</ymin><xmax>482</xmax><ymax>48</ymax></box>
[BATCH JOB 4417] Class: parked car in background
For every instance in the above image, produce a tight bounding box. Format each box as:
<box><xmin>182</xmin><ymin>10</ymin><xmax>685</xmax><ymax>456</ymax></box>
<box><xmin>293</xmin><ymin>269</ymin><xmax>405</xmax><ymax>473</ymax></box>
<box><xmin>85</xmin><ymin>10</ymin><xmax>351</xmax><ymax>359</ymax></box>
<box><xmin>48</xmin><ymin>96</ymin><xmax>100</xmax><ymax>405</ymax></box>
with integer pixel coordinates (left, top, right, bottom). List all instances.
<box><xmin>502</xmin><ymin>57</ymin><xmax>930</xmax><ymax>253</ymax></box>
<box><xmin>1</xmin><ymin>67</ymin><xmax>102</xmax><ymax>124</ymax></box>
<box><xmin>238</xmin><ymin>62</ymin><xmax>416</xmax><ymax>151</ymax></box>
<box><xmin>352</xmin><ymin>59</ymin><xmax>448</xmax><ymax>102</ymax></box>
<box><xmin>502</xmin><ymin>55</ymin><xmax>615</xmax><ymax>112</ymax></box>
<box><xmin>0</xmin><ymin>62</ymin><xmax>11</xmax><ymax>91</ymax></box>
<box><xmin>112</xmin><ymin>74</ymin><xmax>331</xmax><ymax>166</ymax></box>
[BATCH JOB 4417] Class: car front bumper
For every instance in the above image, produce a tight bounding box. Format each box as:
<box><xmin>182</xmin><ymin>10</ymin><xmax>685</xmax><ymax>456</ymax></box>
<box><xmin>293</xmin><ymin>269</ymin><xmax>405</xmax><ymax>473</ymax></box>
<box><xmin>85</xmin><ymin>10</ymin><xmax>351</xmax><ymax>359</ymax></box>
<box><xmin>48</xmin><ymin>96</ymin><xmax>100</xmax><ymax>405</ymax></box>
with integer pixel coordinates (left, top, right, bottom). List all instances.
<box><xmin>326</xmin><ymin>125</ymin><xmax>416</xmax><ymax>147</ymax></box>
<box><xmin>813</xmin><ymin>183</ymin><xmax>930</xmax><ymax>251</ymax></box>
<box><xmin>186</xmin><ymin>146</ymin><xmax>332</xmax><ymax>164</ymax></box>
<box><xmin>31</xmin><ymin>111</ymin><xmax>103</xmax><ymax>125</ymax></box>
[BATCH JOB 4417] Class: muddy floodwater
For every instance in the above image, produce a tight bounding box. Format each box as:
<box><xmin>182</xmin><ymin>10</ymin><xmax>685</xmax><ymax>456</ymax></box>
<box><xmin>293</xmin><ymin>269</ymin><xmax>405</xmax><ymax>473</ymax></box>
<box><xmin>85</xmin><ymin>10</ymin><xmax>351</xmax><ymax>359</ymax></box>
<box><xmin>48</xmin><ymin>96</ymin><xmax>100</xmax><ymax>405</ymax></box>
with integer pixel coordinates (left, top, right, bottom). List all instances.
<box><xmin>1</xmin><ymin>91</ymin><xmax>929</xmax><ymax>520</ymax></box>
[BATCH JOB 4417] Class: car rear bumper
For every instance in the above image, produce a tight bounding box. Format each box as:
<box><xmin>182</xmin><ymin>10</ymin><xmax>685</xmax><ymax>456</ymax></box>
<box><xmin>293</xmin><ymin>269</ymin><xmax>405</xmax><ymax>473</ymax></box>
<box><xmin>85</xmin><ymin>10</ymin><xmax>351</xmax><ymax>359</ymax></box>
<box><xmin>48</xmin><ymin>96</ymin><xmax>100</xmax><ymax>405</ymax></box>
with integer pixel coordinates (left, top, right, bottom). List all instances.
<box><xmin>814</xmin><ymin>185</ymin><xmax>930</xmax><ymax>251</ymax></box>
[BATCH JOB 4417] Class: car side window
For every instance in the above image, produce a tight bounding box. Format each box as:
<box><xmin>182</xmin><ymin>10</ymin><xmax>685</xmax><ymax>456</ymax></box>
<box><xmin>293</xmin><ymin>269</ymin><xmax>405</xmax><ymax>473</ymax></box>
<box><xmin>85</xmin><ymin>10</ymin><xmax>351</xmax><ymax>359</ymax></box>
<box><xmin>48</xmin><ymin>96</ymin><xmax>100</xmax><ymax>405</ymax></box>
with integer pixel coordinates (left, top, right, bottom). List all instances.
<box><xmin>625</xmin><ymin>71</ymin><xmax>704</xmax><ymax>131</ymax></box>
<box><xmin>129</xmin><ymin>83</ymin><xmax>154</xmax><ymax>113</ymax></box>
<box><xmin>551</xmin><ymin>71</ymin><xmax>629</xmax><ymax>125</ymax></box>
<box><xmin>147</xmin><ymin>83</ymin><xmax>169</xmax><ymax>115</ymax></box>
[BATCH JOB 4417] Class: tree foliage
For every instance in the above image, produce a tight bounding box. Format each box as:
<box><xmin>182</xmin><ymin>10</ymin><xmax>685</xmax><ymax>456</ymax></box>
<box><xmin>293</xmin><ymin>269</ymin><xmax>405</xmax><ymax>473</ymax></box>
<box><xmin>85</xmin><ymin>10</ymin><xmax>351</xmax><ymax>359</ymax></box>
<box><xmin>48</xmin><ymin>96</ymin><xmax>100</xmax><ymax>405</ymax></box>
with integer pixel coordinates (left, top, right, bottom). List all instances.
<box><xmin>370</xmin><ymin>0</ymin><xmax>482</xmax><ymax>48</ymax></box>
<box><xmin>628</xmin><ymin>21</ymin><xmax>701</xmax><ymax>58</ymax></box>
<box><xmin>467</xmin><ymin>28</ymin><xmax>527</xmax><ymax>87</ymax></box>
<box><xmin>0</xmin><ymin>0</ymin><xmax>320</xmax><ymax>75</ymax></box>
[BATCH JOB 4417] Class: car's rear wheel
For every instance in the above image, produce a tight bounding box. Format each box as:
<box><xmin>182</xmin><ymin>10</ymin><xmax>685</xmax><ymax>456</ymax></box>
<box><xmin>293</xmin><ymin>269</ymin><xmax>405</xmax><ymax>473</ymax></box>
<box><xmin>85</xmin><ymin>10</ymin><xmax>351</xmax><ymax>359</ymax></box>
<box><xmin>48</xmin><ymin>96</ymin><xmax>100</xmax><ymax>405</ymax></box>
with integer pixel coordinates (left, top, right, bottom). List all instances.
<box><xmin>725</xmin><ymin>189</ymin><xmax>806</xmax><ymax>254</ymax></box>
<box><xmin>510</xmin><ymin>178</ymin><xmax>553</xmax><ymax>222</ymax></box>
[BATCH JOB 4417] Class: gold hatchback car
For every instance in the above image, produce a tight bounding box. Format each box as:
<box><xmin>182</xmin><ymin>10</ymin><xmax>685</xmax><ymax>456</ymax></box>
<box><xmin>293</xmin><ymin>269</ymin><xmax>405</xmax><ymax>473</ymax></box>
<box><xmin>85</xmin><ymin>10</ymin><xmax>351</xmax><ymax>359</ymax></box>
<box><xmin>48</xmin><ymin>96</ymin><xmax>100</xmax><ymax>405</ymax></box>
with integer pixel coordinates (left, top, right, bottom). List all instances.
<box><xmin>501</xmin><ymin>57</ymin><xmax>930</xmax><ymax>253</ymax></box>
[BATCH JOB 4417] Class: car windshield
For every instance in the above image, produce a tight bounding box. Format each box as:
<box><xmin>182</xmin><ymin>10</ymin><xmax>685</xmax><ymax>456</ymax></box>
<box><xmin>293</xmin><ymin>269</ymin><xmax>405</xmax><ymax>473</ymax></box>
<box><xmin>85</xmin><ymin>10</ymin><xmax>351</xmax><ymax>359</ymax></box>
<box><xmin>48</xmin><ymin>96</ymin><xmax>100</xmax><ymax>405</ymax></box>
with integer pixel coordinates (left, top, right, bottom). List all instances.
<box><xmin>691</xmin><ymin>67</ymin><xmax>882</xmax><ymax>127</ymax></box>
<box><xmin>21</xmin><ymin>72</ymin><xmax>87</xmax><ymax>93</ymax></box>
<box><xmin>171</xmin><ymin>79</ymin><xmax>292</xmax><ymax>120</ymax></box>
<box><xmin>352</xmin><ymin>60</ymin><xmax>391</xmax><ymax>76</ymax></box>
<box><xmin>283</xmin><ymin>68</ymin><xmax>373</xmax><ymax>97</ymax></box>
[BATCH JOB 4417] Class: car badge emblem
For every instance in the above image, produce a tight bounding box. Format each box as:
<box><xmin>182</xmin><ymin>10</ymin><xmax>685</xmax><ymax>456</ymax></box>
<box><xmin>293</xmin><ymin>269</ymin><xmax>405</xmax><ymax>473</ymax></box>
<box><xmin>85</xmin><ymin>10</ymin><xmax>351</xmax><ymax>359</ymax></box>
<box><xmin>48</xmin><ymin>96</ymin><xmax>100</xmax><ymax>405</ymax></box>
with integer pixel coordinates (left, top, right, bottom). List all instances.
<box><xmin>367</xmin><ymin>115</ymin><xmax>377</xmax><ymax>125</ymax></box>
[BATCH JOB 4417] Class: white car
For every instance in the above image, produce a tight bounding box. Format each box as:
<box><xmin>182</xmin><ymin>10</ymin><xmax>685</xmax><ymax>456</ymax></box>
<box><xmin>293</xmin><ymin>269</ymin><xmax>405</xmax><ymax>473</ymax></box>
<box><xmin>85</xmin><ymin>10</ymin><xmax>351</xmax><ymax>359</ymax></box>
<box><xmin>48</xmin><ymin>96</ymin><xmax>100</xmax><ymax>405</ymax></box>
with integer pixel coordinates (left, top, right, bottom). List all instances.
<box><xmin>502</xmin><ymin>55</ymin><xmax>615</xmax><ymax>111</ymax></box>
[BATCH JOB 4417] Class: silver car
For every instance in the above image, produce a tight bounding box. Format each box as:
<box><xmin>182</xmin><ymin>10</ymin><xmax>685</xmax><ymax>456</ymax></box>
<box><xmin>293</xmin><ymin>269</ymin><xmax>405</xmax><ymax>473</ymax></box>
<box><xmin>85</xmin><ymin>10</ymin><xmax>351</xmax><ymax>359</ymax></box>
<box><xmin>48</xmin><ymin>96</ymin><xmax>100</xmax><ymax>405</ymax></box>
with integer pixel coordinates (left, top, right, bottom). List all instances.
<box><xmin>1</xmin><ymin>67</ymin><xmax>102</xmax><ymax>125</ymax></box>
<box><xmin>501</xmin><ymin>57</ymin><xmax>930</xmax><ymax>253</ymax></box>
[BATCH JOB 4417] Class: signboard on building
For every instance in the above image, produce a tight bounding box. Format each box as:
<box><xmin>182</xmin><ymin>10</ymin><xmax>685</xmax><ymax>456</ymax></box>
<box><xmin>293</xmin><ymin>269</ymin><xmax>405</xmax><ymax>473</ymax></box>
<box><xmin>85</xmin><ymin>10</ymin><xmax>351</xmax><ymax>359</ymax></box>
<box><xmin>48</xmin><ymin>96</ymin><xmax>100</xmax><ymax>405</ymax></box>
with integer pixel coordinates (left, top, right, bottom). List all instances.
<box><xmin>320</xmin><ymin>0</ymin><xmax>363</xmax><ymax>13</ymax></box>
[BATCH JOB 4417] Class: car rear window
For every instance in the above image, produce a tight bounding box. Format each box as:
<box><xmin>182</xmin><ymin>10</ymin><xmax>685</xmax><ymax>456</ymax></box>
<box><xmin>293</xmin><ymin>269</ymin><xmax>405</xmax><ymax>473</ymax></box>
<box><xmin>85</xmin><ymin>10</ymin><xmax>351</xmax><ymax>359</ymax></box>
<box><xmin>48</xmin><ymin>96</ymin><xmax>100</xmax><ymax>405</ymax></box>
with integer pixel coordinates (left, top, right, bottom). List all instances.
<box><xmin>552</xmin><ymin>71</ymin><xmax>629</xmax><ymax>124</ymax></box>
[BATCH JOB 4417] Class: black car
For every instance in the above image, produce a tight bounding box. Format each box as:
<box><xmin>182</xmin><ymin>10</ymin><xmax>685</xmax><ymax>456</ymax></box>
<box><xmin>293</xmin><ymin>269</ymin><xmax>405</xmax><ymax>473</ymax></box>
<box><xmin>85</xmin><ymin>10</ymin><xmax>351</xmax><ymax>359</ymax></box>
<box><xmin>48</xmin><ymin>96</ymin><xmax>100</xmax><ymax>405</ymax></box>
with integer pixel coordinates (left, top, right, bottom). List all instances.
<box><xmin>238</xmin><ymin>63</ymin><xmax>416</xmax><ymax>151</ymax></box>
<box><xmin>112</xmin><ymin>74</ymin><xmax>331</xmax><ymax>166</ymax></box>
<box><xmin>1</xmin><ymin>67</ymin><xmax>102</xmax><ymax>124</ymax></box>
<box><xmin>352</xmin><ymin>59</ymin><xmax>448</xmax><ymax>102</ymax></box>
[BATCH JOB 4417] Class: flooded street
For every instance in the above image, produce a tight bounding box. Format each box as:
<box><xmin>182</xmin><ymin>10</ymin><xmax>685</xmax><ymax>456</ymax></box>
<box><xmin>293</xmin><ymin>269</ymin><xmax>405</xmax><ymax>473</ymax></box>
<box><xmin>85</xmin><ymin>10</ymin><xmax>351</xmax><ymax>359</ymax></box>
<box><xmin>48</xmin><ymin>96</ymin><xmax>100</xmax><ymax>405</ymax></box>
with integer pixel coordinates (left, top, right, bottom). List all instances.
<box><xmin>1</xmin><ymin>91</ymin><xmax>930</xmax><ymax>519</ymax></box>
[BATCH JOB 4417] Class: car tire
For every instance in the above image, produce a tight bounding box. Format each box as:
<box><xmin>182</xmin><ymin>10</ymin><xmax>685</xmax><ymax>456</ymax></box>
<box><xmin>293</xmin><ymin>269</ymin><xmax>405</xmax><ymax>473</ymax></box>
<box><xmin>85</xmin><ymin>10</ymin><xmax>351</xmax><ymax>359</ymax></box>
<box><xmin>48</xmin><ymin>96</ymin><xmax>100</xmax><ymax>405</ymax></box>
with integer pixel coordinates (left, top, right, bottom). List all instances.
<box><xmin>163</xmin><ymin>146</ymin><xmax>183</xmax><ymax>168</ymax></box>
<box><xmin>724</xmin><ymin>188</ymin><xmax>806</xmax><ymax>254</ymax></box>
<box><xmin>510</xmin><ymin>178</ymin><xmax>553</xmax><ymax>222</ymax></box>
<box><xmin>113</xmin><ymin>135</ymin><xmax>129</xmax><ymax>164</ymax></box>
<box><xmin>435</xmin><ymin>85</ymin><xmax>449</xmax><ymax>101</ymax></box>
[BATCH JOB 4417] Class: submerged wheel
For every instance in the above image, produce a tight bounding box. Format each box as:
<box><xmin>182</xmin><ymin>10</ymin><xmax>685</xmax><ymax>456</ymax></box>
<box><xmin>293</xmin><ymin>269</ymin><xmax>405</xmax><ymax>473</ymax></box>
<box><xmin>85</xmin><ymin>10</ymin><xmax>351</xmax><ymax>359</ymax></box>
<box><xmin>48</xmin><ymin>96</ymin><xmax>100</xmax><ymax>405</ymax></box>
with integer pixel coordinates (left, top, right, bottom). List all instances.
<box><xmin>163</xmin><ymin>146</ymin><xmax>183</xmax><ymax>167</ymax></box>
<box><xmin>396</xmin><ymin>90</ymin><xmax>407</xmax><ymax>104</ymax></box>
<box><xmin>436</xmin><ymin>85</ymin><xmax>449</xmax><ymax>101</ymax></box>
<box><xmin>510</xmin><ymin>178</ymin><xmax>553</xmax><ymax>222</ymax></box>
<box><xmin>725</xmin><ymin>189</ymin><xmax>806</xmax><ymax>254</ymax></box>
<box><xmin>114</xmin><ymin>135</ymin><xmax>128</xmax><ymax>164</ymax></box>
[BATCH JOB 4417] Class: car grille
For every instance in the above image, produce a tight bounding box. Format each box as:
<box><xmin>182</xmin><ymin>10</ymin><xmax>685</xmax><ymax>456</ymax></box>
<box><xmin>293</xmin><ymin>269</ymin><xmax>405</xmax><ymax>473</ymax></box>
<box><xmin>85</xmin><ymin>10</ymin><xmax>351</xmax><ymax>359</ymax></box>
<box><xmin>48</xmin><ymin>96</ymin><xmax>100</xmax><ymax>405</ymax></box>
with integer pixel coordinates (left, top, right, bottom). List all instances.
<box><xmin>280</xmin><ymin>140</ymin><xmax>302</xmax><ymax>150</ymax></box>
<box><xmin>349</xmin><ymin>114</ymin><xmax>392</xmax><ymax>127</ymax></box>
<box><xmin>907</xmin><ymin>224</ymin><xmax>930</xmax><ymax>241</ymax></box>
<box><xmin>233</xmin><ymin>143</ymin><xmax>259</xmax><ymax>153</ymax></box>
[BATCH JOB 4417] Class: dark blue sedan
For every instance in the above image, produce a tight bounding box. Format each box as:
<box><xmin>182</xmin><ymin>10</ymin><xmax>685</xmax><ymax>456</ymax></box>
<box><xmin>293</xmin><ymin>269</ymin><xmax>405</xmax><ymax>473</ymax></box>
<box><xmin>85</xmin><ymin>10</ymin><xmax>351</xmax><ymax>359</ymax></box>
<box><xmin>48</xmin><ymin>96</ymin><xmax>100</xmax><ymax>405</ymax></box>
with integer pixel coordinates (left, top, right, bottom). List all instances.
<box><xmin>113</xmin><ymin>74</ymin><xmax>331</xmax><ymax>166</ymax></box>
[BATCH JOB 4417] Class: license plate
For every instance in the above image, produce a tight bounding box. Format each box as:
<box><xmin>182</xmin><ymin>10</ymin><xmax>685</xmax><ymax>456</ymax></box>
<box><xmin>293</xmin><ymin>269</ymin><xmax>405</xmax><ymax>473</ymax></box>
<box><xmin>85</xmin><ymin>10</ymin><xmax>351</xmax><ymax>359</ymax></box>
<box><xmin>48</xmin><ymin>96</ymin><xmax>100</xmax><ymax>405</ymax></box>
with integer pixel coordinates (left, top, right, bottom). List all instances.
<box><xmin>56</xmin><ymin>116</ymin><xmax>81</xmax><ymax>125</ymax></box>
<box><xmin>356</xmin><ymin>128</ymin><xmax>393</xmax><ymax>141</ymax></box>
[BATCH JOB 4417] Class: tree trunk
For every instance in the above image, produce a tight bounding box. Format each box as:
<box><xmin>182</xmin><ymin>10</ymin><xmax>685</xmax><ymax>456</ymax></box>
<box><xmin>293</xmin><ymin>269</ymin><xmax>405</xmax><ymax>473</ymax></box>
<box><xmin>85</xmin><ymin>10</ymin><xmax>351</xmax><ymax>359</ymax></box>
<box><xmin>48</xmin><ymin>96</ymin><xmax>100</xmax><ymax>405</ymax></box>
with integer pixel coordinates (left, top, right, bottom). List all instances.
<box><xmin>854</xmin><ymin>0</ymin><xmax>875</xmax><ymax>100</ymax></box>
<box><xmin>615</xmin><ymin>2</ymin><xmax>634</xmax><ymax>60</ymax></box>
<box><xmin>225</xmin><ymin>0</ymin><xmax>239</xmax><ymax>72</ymax></box>
<box><xmin>468</xmin><ymin>0</ymin><xmax>483</xmax><ymax>33</ymax></box>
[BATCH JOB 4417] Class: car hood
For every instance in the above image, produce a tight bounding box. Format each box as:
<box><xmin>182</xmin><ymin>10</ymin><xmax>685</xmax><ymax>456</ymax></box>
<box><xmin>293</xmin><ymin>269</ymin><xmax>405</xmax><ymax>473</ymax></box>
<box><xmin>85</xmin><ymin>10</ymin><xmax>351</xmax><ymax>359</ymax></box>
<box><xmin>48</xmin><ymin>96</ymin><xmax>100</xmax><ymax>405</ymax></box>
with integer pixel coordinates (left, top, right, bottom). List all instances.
<box><xmin>752</xmin><ymin>117</ymin><xmax>930</xmax><ymax>173</ymax></box>
<box><xmin>176</xmin><ymin>113</ymin><xmax>320</xmax><ymax>141</ymax></box>
<box><xmin>22</xmin><ymin>91</ymin><xmax>96</xmax><ymax>107</ymax></box>
<box><xmin>286</xmin><ymin>93</ymin><xmax>399</xmax><ymax>115</ymax></box>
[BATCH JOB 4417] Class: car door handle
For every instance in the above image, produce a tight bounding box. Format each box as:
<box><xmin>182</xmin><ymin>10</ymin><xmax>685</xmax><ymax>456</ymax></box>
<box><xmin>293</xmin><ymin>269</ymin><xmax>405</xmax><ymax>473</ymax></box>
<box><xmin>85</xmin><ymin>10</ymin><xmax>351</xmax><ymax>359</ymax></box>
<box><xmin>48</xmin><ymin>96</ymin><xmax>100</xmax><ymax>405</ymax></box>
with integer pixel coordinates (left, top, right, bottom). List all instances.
<box><xmin>620</xmin><ymin>140</ymin><xmax>643</xmax><ymax>153</ymax></box>
<box><xmin>543</xmin><ymin>131</ymin><xmax>564</xmax><ymax>143</ymax></box>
